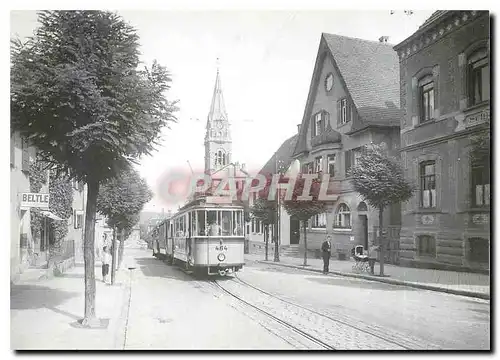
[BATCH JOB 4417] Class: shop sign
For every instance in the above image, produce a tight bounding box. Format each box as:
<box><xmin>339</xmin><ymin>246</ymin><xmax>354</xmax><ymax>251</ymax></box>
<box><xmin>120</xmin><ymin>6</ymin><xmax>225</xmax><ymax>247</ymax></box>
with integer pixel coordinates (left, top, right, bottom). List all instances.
<box><xmin>20</xmin><ymin>192</ymin><xmax>49</xmax><ymax>209</ymax></box>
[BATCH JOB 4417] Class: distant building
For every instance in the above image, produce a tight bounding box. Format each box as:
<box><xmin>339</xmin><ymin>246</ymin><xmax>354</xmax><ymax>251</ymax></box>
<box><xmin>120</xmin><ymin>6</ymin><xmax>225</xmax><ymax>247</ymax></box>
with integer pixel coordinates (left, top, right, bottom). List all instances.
<box><xmin>248</xmin><ymin>134</ymin><xmax>298</xmax><ymax>255</ymax></box>
<box><xmin>393</xmin><ymin>11</ymin><xmax>490</xmax><ymax>271</ymax></box>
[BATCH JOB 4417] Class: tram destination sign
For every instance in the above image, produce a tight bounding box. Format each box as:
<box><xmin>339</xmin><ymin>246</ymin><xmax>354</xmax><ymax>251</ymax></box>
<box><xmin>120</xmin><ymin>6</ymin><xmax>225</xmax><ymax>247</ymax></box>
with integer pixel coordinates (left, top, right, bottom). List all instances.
<box><xmin>20</xmin><ymin>192</ymin><xmax>50</xmax><ymax>209</ymax></box>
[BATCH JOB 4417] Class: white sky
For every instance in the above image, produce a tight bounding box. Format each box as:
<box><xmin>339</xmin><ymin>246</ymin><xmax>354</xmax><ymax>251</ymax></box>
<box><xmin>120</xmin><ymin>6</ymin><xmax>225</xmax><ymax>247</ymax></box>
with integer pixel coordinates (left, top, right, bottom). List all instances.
<box><xmin>9</xmin><ymin>7</ymin><xmax>442</xmax><ymax>213</ymax></box>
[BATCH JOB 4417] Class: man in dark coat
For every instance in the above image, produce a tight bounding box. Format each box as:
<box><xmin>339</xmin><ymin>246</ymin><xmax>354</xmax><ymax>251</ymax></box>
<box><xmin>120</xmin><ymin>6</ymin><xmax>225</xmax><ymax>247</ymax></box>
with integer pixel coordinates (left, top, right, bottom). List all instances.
<box><xmin>321</xmin><ymin>235</ymin><xmax>332</xmax><ymax>274</ymax></box>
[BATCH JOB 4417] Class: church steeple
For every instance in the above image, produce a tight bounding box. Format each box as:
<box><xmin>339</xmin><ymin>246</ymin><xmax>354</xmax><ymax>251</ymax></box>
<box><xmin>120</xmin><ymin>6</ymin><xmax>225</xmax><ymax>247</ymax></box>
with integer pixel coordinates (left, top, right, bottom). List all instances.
<box><xmin>204</xmin><ymin>63</ymin><xmax>232</xmax><ymax>174</ymax></box>
<box><xmin>206</xmin><ymin>66</ymin><xmax>228</xmax><ymax>126</ymax></box>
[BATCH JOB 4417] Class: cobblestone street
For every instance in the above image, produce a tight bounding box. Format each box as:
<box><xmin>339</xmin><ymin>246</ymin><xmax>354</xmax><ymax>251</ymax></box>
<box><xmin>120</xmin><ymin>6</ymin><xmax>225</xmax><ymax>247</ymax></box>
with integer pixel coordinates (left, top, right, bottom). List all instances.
<box><xmin>11</xmin><ymin>246</ymin><xmax>490</xmax><ymax>350</ymax></box>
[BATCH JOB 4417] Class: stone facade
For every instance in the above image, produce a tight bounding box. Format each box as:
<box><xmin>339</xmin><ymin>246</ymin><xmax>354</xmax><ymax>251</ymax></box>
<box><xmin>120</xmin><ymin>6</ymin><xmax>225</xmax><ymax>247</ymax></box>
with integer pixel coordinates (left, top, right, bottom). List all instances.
<box><xmin>394</xmin><ymin>11</ymin><xmax>490</xmax><ymax>272</ymax></box>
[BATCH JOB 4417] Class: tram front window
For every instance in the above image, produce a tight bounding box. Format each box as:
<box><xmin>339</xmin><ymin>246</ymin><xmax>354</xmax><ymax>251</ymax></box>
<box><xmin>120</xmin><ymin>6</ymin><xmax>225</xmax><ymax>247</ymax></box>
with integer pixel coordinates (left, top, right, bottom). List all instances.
<box><xmin>233</xmin><ymin>211</ymin><xmax>243</xmax><ymax>236</ymax></box>
<box><xmin>221</xmin><ymin>211</ymin><xmax>232</xmax><ymax>236</ymax></box>
<box><xmin>197</xmin><ymin>210</ymin><xmax>206</xmax><ymax>236</ymax></box>
<box><xmin>207</xmin><ymin>210</ymin><xmax>220</xmax><ymax>236</ymax></box>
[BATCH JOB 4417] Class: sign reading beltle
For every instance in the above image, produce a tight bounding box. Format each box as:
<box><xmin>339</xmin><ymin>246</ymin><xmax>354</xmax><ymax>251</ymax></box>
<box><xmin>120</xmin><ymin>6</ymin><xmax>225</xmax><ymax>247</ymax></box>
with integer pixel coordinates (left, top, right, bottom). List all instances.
<box><xmin>20</xmin><ymin>192</ymin><xmax>50</xmax><ymax>209</ymax></box>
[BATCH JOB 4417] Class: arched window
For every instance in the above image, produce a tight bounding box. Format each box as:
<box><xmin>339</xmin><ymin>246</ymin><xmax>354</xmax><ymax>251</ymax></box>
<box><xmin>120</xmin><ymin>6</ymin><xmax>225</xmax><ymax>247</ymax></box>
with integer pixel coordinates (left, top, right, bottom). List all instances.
<box><xmin>468</xmin><ymin>48</ymin><xmax>489</xmax><ymax>106</ymax></box>
<box><xmin>334</xmin><ymin>203</ymin><xmax>351</xmax><ymax>229</ymax></box>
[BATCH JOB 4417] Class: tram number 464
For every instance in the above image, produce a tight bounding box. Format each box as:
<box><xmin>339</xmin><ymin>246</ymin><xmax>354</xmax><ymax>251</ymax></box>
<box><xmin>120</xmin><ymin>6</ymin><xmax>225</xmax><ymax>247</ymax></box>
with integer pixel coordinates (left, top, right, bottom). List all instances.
<box><xmin>215</xmin><ymin>246</ymin><xmax>228</xmax><ymax>251</ymax></box>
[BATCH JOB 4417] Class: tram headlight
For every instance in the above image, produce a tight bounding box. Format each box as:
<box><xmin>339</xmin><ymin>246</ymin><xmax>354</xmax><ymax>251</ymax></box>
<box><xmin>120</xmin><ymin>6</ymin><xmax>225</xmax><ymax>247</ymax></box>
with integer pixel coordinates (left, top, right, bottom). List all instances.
<box><xmin>217</xmin><ymin>253</ymin><xmax>226</xmax><ymax>262</ymax></box>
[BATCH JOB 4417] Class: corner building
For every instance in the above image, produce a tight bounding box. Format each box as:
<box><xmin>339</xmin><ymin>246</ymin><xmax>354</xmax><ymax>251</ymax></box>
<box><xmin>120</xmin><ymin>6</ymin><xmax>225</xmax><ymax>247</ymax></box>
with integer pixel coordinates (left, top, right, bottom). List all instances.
<box><xmin>394</xmin><ymin>11</ymin><xmax>490</xmax><ymax>271</ymax></box>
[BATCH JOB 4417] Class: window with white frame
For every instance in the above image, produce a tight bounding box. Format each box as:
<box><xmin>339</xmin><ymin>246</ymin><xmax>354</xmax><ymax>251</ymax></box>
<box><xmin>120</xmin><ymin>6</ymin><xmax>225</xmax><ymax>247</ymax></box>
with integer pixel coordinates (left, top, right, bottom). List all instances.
<box><xmin>314</xmin><ymin>156</ymin><xmax>323</xmax><ymax>173</ymax></box>
<box><xmin>420</xmin><ymin>161</ymin><xmax>436</xmax><ymax>208</ymax></box>
<box><xmin>419</xmin><ymin>75</ymin><xmax>435</xmax><ymax>123</ymax></box>
<box><xmin>327</xmin><ymin>154</ymin><xmax>336</xmax><ymax>176</ymax></box>
<box><xmin>338</xmin><ymin>98</ymin><xmax>349</xmax><ymax>125</ymax></box>
<box><xmin>314</xmin><ymin>112</ymin><xmax>322</xmax><ymax>137</ymax></box>
<box><xmin>471</xmin><ymin>157</ymin><xmax>490</xmax><ymax>207</ymax></box>
<box><xmin>334</xmin><ymin>203</ymin><xmax>351</xmax><ymax>229</ymax></box>
<box><xmin>311</xmin><ymin>213</ymin><xmax>327</xmax><ymax>229</ymax></box>
<box><xmin>468</xmin><ymin>48</ymin><xmax>490</xmax><ymax>106</ymax></box>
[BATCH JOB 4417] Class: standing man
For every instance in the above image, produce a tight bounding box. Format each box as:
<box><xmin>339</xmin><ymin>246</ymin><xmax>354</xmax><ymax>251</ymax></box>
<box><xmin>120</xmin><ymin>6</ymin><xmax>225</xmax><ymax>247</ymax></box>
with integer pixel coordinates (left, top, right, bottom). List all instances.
<box><xmin>321</xmin><ymin>235</ymin><xmax>332</xmax><ymax>274</ymax></box>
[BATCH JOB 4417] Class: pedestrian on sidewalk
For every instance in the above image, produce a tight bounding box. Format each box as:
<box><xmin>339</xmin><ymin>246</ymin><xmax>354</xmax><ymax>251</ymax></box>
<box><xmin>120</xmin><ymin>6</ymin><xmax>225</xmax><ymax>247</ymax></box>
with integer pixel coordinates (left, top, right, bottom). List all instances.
<box><xmin>321</xmin><ymin>235</ymin><xmax>332</xmax><ymax>274</ymax></box>
<box><xmin>102</xmin><ymin>246</ymin><xmax>111</xmax><ymax>283</ymax></box>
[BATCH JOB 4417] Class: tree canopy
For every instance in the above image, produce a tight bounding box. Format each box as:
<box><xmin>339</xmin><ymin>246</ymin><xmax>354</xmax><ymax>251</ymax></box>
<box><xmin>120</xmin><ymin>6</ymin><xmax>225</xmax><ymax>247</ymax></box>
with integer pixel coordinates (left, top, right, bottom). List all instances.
<box><xmin>97</xmin><ymin>167</ymin><xmax>153</xmax><ymax>231</ymax></box>
<box><xmin>11</xmin><ymin>10</ymin><xmax>177</xmax><ymax>183</ymax></box>
<box><xmin>281</xmin><ymin>174</ymin><xmax>329</xmax><ymax>221</ymax></box>
<box><xmin>348</xmin><ymin>143</ymin><xmax>415</xmax><ymax>210</ymax></box>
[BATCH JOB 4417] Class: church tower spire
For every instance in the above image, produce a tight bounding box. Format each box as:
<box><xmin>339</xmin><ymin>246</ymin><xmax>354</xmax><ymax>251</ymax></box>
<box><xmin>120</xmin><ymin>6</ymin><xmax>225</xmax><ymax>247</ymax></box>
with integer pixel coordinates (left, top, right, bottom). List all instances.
<box><xmin>204</xmin><ymin>62</ymin><xmax>232</xmax><ymax>174</ymax></box>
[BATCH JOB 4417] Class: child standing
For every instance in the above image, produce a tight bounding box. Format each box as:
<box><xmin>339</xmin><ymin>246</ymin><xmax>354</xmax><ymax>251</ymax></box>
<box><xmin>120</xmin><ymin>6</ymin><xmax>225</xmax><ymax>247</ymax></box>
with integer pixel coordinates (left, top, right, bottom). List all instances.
<box><xmin>102</xmin><ymin>246</ymin><xmax>111</xmax><ymax>283</ymax></box>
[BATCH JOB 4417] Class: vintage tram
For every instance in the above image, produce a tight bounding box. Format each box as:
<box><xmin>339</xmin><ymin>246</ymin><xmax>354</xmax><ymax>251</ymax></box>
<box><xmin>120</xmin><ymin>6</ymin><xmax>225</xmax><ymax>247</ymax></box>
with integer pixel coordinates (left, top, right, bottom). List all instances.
<box><xmin>152</xmin><ymin>196</ymin><xmax>245</xmax><ymax>276</ymax></box>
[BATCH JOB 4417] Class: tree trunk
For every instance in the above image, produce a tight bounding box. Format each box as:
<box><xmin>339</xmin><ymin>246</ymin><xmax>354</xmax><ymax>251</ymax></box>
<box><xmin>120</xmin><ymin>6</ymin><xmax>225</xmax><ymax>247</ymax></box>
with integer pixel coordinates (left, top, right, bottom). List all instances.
<box><xmin>378</xmin><ymin>206</ymin><xmax>385</xmax><ymax>276</ymax></box>
<box><xmin>264</xmin><ymin>225</ymin><xmax>269</xmax><ymax>261</ymax></box>
<box><xmin>303</xmin><ymin>220</ymin><xmax>308</xmax><ymax>266</ymax></box>
<box><xmin>118</xmin><ymin>229</ymin><xmax>125</xmax><ymax>269</ymax></box>
<box><xmin>81</xmin><ymin>180</ymin><xmax>99</xmax><ymax>326</ymax></box>
<box><xmin>111</xmin><ymin>227</ymin><xmax>117</xmax><ymax>285</ymax></box>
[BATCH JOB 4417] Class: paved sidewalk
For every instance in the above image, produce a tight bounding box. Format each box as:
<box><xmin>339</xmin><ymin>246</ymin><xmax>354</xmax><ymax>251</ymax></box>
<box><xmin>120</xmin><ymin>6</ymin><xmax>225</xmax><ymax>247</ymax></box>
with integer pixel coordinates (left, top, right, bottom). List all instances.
<box><xmin>11</xmin><ymin>262</ymin><xmax>130</xmax><ymax>350</ymax></box>
<box><xmin>245</xmin><ymin>253</ymin><xmax>490</xmax><ymax>300</ymax></box>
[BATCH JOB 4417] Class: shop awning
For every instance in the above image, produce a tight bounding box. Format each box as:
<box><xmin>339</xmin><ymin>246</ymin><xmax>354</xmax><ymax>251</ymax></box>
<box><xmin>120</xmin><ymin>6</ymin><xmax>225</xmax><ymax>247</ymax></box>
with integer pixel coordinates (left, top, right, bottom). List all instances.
<box><xmin>40</xmin><ymin>211</ymin><xmax>64</xmax><ymax>221</ymax></box>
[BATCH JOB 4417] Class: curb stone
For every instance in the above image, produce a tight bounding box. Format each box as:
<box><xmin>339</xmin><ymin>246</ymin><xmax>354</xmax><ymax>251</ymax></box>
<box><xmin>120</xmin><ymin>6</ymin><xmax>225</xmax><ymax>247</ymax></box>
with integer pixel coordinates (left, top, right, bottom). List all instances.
<box><xmin>113</xmin><ymin>270</ymin><xmax>133</xmax><ymax>349</ymax></box>
<box><xmin>257</xmin><ymin>260</ymin><xmax>490</xmax><ymax>301</ymax></box>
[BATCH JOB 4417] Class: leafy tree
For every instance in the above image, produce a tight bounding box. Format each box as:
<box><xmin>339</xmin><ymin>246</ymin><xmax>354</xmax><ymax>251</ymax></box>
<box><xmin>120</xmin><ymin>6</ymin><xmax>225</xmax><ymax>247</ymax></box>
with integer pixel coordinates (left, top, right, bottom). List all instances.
<box><xmin>349</xmin><ymin>143</ymin><xmax>415</xmax><ymax>276</ymax></box>
<box><xmin>11</xmin><ymin>11</ymin><xmax>177</xmax><ymax>325</ymax></box>
<box><xmin>97</xmin><ymin>168</ymin><xmax>152</xmax><ymax>281</ymax></box>
<box><xmin>281</xmin><ymin>174</ymin><xmax>329</xmax><ymax>266</ymax></box>
<box><xmin>48</xmin><ymin>169</ymin><xmax>74</xmax><ymax>261</ymax></box>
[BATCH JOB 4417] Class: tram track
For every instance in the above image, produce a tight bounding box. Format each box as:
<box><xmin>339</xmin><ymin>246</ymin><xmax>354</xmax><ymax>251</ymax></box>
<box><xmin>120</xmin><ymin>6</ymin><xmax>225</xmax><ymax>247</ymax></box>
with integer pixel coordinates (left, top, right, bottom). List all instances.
<box><xmin>164</xmin><ymin>257</ymin><xmax>425</xmax><ymax>350</ymax></box>
<box><xmin>231</xmin><ymin>275</ymin><xmax>419</xmax><ymax>350</ymax></box>
<box><xmin>211</xmin><ymin>279</ymin><xmax>335</xmax><ymax>350</ymax></box>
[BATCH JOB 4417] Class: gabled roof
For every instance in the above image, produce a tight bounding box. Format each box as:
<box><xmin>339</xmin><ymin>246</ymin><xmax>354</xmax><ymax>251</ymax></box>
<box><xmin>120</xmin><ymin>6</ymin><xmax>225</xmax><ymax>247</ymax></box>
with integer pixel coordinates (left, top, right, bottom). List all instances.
<box><xmin>322</xmin><ymin>33</ymin><xmax>401</xmax><ymax>126</ymax></box>
<box><xmin>293</xmin><ymin>33</ymin><xmax>402</xmax><ymax>155</ymax></box>
<box><xmin>260</xmin><ymin>134</ymin><xmax>298</xmax><ymax>175</ymax></box>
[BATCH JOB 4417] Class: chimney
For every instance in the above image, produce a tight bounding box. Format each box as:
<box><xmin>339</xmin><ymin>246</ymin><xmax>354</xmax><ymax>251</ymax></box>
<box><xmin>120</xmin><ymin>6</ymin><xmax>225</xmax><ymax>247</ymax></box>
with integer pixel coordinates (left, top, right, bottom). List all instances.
<box><xmin>297</xmin><ymin>124</ymin><xmax>302</xmax><ymax>133</ymax></box>
<box><xmin>379</xmin><ymin>36</ymin><xmax>389</xmax><ymax>43</ymax></box>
